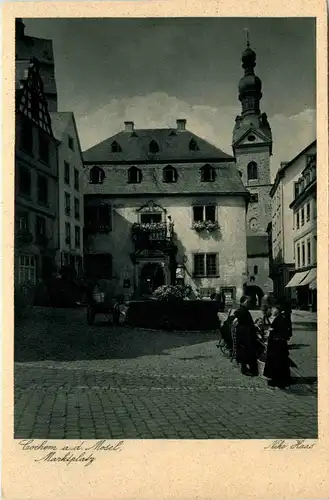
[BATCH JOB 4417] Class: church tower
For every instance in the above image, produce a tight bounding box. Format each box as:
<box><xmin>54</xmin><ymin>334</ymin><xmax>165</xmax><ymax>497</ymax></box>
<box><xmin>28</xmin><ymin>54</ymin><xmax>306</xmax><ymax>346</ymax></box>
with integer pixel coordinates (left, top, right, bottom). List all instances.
<box><xmin>232</xmin><ymin>39</ymin><xmax>273</xmax><ymax>292</ymax></box>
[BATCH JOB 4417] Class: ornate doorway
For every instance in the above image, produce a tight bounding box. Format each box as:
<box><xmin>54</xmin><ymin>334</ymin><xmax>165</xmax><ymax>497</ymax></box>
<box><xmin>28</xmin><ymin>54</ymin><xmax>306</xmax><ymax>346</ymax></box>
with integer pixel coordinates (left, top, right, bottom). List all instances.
<box><xmin>140</xmin><ymin>262</ymin><xmax>165</xmax><ymax>295</ymax></box>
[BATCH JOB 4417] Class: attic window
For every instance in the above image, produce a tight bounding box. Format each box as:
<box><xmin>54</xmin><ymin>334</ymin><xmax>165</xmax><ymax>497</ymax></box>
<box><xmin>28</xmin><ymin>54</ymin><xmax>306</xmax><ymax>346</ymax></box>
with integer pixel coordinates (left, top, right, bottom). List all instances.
<box><xmin>248</xmin><ymin>134</ymin><xmax>256</xmax><ymax>142</ymax></box>
<box><xmin>149</xmin><ymin>140</ymin><xmax>159</xmax><ymax>153</ymax></box>
<box><xmin>169</xmin><ymin>131</ymin><xmax>176</xmax><ymax>136</ymax></box>
<box><xmin>128</xmin><ymin>166</ymin><xmax>142</xmax><ymax>184</ymax></box>
<box><xmin>89</xmin><ymin>166</ymin><xmax>105</xmax><ymax>184</ymax></box>
<box><xmin>163</xmin><ymin>165</ymin><xmax>178</xmax><ymax>183</ymax></box>
<box><xmin>200</xmin><ymin>164</ymin><xmax>215</xmax><ymax>182</ymax></box>
<box><xmin>111</xmin><ymin>141</ymin><xmax>122</xmax><ymax>153</ymax></box>
<box><xmin>189</xmin><ymin>139</ymin><xmax>199</xmax><ymax>151</ymax></box>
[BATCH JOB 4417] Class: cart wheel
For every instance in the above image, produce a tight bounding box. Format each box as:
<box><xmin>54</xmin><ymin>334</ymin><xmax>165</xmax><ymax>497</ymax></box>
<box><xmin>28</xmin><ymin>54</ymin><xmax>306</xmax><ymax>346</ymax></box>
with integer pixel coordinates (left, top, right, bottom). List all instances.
<box><xmin>87</xmin><ymin>306</ymin><xmax>95</xmax><ymax>325</ymax></box>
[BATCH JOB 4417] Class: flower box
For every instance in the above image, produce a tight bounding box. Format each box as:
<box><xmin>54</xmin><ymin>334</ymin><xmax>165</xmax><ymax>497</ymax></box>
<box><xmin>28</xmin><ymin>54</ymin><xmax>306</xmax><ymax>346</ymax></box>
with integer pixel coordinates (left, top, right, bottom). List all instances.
<box><xmin>192</xmin><ymin>220</ymin><xmax>219</xmax><ymax>232</ymax></box>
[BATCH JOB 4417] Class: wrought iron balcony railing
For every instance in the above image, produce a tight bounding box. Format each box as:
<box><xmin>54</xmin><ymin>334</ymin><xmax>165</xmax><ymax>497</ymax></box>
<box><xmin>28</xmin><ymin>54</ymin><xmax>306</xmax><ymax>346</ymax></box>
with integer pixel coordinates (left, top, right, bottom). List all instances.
<box><xmin>132</xmin><ymin>222</ymin><xmax>173</xmax><ymax>248</ymax></box>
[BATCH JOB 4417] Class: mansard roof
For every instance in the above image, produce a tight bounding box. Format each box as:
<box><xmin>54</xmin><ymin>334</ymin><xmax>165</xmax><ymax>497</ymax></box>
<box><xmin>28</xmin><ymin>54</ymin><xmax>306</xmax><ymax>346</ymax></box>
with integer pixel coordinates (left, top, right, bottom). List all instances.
<box><xmin>84</xmin><ymin>161</ymin><xmax>248</xmax><ymax>197</ymax></box>
<box><xmin>83</xmin><ymin>126</ymin><xmax>234</xmax><ymax>164</ymax></box>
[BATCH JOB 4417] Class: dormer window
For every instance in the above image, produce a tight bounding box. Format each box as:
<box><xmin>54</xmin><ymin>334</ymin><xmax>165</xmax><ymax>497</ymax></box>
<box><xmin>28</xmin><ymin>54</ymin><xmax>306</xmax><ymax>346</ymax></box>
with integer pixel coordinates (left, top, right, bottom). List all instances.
<box><xmin>149</xmin><ymin>140</ymin><xmax>159</xmax><ymax>153</ymax></box>
<box><xmin>200</xmin><ymin>164</ymin><xmax>215</xmax><ymax>182</ymax></box>
<box><xmin>189</xmin><ymin>139</ymin><xmax>199</xmax><ymax>151</ymax></box>
<box><xmin>163</xmin><ymin>165</ymin><xmax>178</xmax><ymax>183</ymax></box>
<box><xmin>89</xmin><ymin>166</ymin><xmax>105</xmax><ymax>184</ymax></box>
<box><xmin>169</xmin><ymin>130</ymin><xmax>177</xmax><ymax>136</ymax></box>
<box><xmin>111</xmin><ymin>141</ymin><xmax>122</xmax><ymax>153</ymax></box>
<box><xmin>247</xmin><ymin>161</ymin><xmax>258</xmax><ymax>180</ymax></box>
<box><xmin>128</xmin><ymin>166</ymin><xmax>142</xmax><ymax>184</ymax></box>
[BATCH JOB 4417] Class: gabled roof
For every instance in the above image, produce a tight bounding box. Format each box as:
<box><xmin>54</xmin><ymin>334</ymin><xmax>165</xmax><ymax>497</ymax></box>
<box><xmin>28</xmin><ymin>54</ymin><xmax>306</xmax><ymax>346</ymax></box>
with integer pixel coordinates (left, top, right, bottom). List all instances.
<box><xmin>270</xmin><ymin>139</ymin><xmax>316</xmax><ymax>197</ymax></box>
<box><xmin>49</xmin><ymin>112</ymin><xmax>72</xmax><ymax>140</ymax></box>
<box><xmin>15</xmin><ymin>59</ymin><xmax>53</xmax><ymax>136</ymax></box>
<box><xmin>16</xmin><ymin>32</ymin><xmax>57</xmax><ymax>96</ymax></box>
<box><xmin>278</xmin><ymin>139</ymin><xmax>316</xmax><ymax>174</ymax></box>
<box><xmin>83</xmin><ymin>127</ymin><xmax>234</xmax><ymax>163</ymax></box>
<box><xmin>50</xmin><ymin>111</ymin><xmax>84</xmax><ymax>164</ymax></box>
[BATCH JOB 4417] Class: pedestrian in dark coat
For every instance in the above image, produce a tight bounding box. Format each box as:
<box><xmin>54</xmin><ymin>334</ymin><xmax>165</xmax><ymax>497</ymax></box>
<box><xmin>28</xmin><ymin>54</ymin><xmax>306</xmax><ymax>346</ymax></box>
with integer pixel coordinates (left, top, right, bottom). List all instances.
<box><xmin>234</xmin><ymin>295</ymin><xmax>259</xmax><ymax>376</ymax></box>
<box><xmin>277</xmin><ymin>297</ymin><xmax>293</xmax><ymax>339</ymax></box>
<box><xmin>264</xmin><ymin>303</ymin><xmax>292</xmax><ymax>389</ymax></box>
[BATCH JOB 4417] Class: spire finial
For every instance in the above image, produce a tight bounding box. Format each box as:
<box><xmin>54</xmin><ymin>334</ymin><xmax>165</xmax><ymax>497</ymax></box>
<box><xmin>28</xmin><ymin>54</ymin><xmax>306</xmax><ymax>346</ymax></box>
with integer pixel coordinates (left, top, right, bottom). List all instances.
<box><xmin>244</xmin><ymin>28</ymin><xmax>250</xmax><ymax>48</ymax></box>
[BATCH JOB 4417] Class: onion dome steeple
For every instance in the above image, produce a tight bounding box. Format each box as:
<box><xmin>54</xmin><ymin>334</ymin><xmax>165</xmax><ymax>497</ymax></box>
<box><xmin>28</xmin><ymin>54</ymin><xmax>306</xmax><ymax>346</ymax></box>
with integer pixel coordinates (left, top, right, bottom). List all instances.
<box><xmin>238</xmin><ymin>38</ymin><xmax>262</xmax><ymax>116</ymax></box>
<box><xmin>232</xmin><ymin>33</ymin><xmax>272</xmax><ymax>154</ymax></box>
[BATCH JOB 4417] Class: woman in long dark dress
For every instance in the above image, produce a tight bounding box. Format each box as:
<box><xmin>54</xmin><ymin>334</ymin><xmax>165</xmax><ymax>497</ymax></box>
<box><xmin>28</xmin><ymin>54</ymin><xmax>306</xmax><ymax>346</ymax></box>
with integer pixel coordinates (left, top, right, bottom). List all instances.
<box><xmin>264</xmin><ymin>303</ymin><xmax>292</xmax><ymax>388</ymax></box>
<box><xmin>234</xmin><ymin>295</ymin><xmax>259</xmax><ymax>376</ymax></box>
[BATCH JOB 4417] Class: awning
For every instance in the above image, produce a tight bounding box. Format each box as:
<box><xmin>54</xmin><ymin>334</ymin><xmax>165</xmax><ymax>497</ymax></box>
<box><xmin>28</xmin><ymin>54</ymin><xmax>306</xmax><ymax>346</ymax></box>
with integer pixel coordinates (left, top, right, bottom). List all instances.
<box><xmin>285</xmin><ymin>270</ymin><xmax>310</xmax><ymax>288</ymax></box>
<box><xmin>300</xmin><ymin>267</ymin><xmax>317</xmax><ymax>286</ymax></box>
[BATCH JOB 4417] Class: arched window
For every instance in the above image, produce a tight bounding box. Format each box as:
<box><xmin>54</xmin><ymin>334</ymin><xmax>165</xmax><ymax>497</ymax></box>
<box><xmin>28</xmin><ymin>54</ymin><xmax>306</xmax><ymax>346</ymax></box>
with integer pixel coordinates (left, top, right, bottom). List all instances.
<box><xmin>189</xmin><ymin>139</ymin><xmax>199</xmax><ymax>151</ymax></box>
<box><xmin>247</xmin><ymin>161</ymin><xmax>258</xmax><ymax>180</ymax></box>
<box><xmin>89</xmin><ymin>166</ymin><xmax>105</xmax><ymax>184</ymax></box>
<box><xmin>249</xmin><ymin>217</ymin><xmax>258</xmax><ymax>230</ymax></box>
<box><xmin>149</xmin><ymin>140</ymin><xmax>159</xmax><ymax>153</ymax></box>
<box><xmin>163</xmin><ymin>165</ymin><xmax>178</xmax><ymax>183</ymax></box>
<box><xmin>200</xmin><ymin>164</ymin><xmax>215</xmax><ymax>182</ymax></box>
<box><xmin>128</xmin><ymin>166</ymin><xmax>142</xmax><ymax>184</ymax></box>
<box><xmin>111</xmin><ymin>141</ymin><xmax>122</xmax><ymax>153</ymax></box>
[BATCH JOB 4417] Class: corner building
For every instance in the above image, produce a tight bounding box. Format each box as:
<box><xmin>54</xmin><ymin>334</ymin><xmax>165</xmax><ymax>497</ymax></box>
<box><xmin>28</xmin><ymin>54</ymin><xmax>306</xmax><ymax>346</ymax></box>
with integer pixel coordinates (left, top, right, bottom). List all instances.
<box><xmin>15</xmin><ymin>59</ymin><xmax>59</xmax><ymax>285</ymax></box>
<box><xmin>233</xmin><ymin>43</ymin><xmax>273</xmax><ymax>293</ymax></box>
<box><xmin>83</xmin><ymin>119</ymin><xmax>249</xmax><ymax>301</ymax></box>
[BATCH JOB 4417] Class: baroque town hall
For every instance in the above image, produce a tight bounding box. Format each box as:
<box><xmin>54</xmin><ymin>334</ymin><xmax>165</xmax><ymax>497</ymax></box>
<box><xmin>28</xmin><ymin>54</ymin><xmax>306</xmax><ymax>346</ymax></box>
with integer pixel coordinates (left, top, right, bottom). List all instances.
<box><xmin>82</xmin><ymin>42</ymin><xmax>273</xmax><ymax>302</ymax></box>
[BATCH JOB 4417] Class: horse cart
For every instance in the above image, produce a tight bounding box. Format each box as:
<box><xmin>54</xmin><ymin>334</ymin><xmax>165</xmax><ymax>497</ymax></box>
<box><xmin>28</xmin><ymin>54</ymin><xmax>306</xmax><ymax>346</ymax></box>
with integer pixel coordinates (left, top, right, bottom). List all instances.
<box><xmin>86</xmin><ymin>280</ymin><xmax>122</xmax><ymax>325</ymax></box>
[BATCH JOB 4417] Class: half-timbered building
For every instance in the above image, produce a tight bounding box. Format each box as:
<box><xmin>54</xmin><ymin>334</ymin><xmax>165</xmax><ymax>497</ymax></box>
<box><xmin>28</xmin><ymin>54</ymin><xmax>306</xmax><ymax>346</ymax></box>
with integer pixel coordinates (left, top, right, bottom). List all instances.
<box><xmin>15</xmin><ymin>58</ymin><xmax>59</xmax><ymax>285</ymax></box>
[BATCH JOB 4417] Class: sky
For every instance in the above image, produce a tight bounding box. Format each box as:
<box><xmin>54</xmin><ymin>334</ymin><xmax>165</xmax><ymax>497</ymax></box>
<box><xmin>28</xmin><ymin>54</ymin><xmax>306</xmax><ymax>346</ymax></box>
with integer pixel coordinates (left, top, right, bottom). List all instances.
<box><xmin>23</xmin><ymin>17</ymin><xmax>316</xmax><ymax>179</ymax></box>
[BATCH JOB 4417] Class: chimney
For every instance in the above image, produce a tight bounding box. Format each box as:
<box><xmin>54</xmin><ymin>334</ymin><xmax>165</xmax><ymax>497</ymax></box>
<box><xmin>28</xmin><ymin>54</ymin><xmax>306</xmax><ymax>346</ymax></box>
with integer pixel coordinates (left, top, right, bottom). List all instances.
<box><xmin>176</xmin><ymin>119</ymin><xmax>187</xmax><ymax>131</ymax></box>
<box><xmin>124</xmin><ymin>121</ymin><xmax>134</xmax><ymax>132</ymax></box>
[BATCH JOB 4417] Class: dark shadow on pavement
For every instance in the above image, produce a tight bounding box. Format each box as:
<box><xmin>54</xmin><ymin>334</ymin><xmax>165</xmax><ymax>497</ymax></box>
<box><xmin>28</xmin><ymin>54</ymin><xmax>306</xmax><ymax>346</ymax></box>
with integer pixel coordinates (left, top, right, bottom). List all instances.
<box><xmin>288</xmin><ymin>343</ymin><xmax>311</xmax><ymax>350</ymax></box>
<box><xmin>14</xmin><ymin>308</ymin><xmax>219</xmax><ymax>362</ymax></box>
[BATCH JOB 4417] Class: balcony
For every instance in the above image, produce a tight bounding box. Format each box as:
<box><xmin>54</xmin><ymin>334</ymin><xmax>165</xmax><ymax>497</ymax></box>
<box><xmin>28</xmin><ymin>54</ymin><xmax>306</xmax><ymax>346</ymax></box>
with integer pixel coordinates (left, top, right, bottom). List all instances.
<box><xmin>132</xmin><ymin>222</ymin><xmax>174</xmax><ymax>250</ymax></box>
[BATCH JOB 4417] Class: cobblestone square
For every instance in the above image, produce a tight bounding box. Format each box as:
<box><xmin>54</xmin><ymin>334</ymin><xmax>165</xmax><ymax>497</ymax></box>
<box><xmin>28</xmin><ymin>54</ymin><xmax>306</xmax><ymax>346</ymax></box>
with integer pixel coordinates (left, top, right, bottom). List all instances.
<box><xmin>14</xmin><ymin>308</ymin><xmax>317</xmax><ymax>440</ymax></box>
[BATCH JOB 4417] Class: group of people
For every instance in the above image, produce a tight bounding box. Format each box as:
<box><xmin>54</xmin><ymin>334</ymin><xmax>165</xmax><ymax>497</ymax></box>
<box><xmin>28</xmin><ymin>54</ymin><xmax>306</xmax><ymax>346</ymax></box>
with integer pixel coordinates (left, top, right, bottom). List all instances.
<box><xmin>227</xmin><ymin>293</ymin><xmax>294</xmax><ymax>389</ymax></box>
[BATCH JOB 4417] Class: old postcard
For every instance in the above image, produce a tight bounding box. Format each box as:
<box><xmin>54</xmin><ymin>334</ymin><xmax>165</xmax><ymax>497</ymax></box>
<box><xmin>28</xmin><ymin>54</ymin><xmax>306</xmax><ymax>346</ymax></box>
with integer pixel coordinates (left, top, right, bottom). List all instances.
<box><xmin>2</xmin><ymin>0</ymin><xmax>328</xmax><ymax>499</ymax></box>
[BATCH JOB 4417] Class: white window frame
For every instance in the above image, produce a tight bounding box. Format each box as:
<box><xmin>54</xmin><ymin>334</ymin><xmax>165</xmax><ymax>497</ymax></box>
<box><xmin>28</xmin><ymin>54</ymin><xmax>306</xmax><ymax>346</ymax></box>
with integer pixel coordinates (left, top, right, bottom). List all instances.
<box><xmin>18</xmin><ymin>255</ymin><xmax>36</xmax><ymax>284</ymax></box>
<box><xmin>192</xmin><ymin>205</ymin><xmax>217</xmax><ymax>223</ymax></box>
<box><xmin>193</xmin><ymin>252</ymin><xmax>219</xmax><ymax>277</ymax></box>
